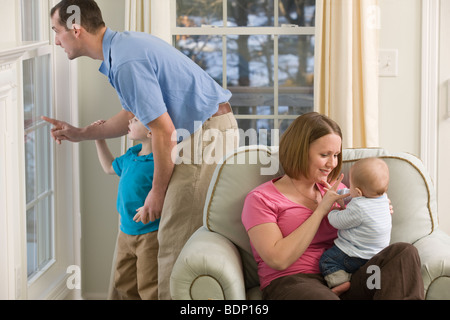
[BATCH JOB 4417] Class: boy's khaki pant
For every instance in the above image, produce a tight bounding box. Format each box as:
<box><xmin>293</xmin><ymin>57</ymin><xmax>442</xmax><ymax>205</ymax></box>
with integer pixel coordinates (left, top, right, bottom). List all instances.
<box><xmin>157</xmin><ymin>111</ymin><xmax>239</xmax><ymax>300</ymax></box>
<box><xmin>113</xmin><ymin>230</ymin><xmax>159</xmax><ymax>300</ymax></box>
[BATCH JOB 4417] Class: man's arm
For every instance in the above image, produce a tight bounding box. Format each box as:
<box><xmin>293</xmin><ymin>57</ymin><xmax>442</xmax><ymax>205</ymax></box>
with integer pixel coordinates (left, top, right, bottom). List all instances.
<box><xmin>141</xmin><ymin>112</ymin><xmax>176</xmax><ymax>223</ymax></box>
<box><xmin>42</xmin><ymin>109</ymin><xmax>134</xmax><ymax>144</ymax></box>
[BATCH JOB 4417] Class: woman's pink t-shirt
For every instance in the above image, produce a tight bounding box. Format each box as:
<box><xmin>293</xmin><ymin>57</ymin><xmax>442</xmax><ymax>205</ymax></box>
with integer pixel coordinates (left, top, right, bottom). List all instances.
<box><xmin>241</xmin><ymin>177</ymin><xmax>341</xmax><ymax>290</ymax></box>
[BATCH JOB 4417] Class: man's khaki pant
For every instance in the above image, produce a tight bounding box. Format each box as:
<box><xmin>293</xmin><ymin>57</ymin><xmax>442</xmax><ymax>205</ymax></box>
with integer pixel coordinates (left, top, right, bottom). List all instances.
<box><xmin>157</xmin><ymin>112</ymin><xmax>239</xmax><ymax>299</ymax></box>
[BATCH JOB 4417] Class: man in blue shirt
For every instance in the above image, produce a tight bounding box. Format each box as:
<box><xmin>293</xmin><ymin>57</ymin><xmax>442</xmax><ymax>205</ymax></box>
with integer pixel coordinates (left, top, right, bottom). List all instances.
<box><xmin>44</xmin><ymin>0</ymin><xmax>239</xmax><ymax>299</ymax></box>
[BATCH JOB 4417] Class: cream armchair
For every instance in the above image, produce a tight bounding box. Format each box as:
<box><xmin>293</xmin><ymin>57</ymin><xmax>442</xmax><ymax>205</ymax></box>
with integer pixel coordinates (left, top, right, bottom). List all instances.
<box><xmin>170</xmin><ymin>146</ymin><xmax>450</xmax><ymax>300</ymax></box>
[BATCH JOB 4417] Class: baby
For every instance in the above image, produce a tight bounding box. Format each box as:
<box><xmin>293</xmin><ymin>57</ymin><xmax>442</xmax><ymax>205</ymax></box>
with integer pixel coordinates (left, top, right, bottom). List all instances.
<box><xmin>320</xmin><ymin>157</ymin><xmax>392</xmax><ymax>296</ymax></box>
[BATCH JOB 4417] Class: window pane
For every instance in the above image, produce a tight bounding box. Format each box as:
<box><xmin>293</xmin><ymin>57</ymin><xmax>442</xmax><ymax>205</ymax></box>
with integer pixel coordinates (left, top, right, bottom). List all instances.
<box><xmin>277</xmin><ymin>118</ymin><xmax>294</xmax><ymax>136</ymax></box>
<box><xmin>21</xmin><ymin>0</ymin><xmax>41</xmax><ymax>41</ymax></box>
<box><xmin>175</xmin><ymin>35</ymin><xmax>224</xmax><ymax>85</ymax></box>
<box><xmin>25</xmin><ymin>130</ymin><xmax>35</xmax><ymax>204</ymax></box>
<box><xmin>26</xmin><ymin>207</ymin><xmax>37</xmax><ymax>277</ymax></box>
<box><xmin>278</xmin><ymin>35</ymin><xmax>314</xmax><ymax>115</ymax></box>
<box><xmin>36</xmin><ymin>55</ymin><xmax>52</xmax><ymax>121</ymax></box>
<box><xmin>228</xmin><ymin>0</ymin><xmax>274</xmax><ymax>27</ymax></box>
<box><xmin>176</xmin><ymin>0</ymin><xmax>223</xmax><ymax>27</ymax></box>
<box><xmin>238</xmin><ymin>119</ymin><xmax>274</xmax><ymax>145</ymax></box>
<box><xmin>228</xmin><ymin>34</ymin><xmax>275</xmax><ymax>115</ymax></box>
<box><xmin>278</xmin><ymin>0</ymin><xmax>316</xmax><ymax>27</ymax></box>
<box><xmin>37</xmin><ymin>126</ymin><xmax>51</xmax><ymax>196</ymax></box>
<box><xmin>23</xmin><ymin>59</ymin><xmax>35</xmax><ymax>130</ymax></box>
<box><xmin>23</xmin><ymin>55</ymin><xmax>51</xmax><ymax>130</ymax></box>
<box><xmin>37</xmin><ymin>197</ymin><xmax>52</xmax><ymax>268</ymax></box>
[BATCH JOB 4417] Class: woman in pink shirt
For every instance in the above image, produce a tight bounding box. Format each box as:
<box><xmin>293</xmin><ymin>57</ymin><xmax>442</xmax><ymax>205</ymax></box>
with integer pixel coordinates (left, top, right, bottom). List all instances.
<box><xmin>241</xmin><ymin>112</ymin><xmax>424</xmax><ymax>300</ymax></box>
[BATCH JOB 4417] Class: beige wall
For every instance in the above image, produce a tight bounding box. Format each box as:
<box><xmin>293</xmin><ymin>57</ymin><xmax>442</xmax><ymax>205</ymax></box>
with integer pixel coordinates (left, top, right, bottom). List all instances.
<box><xmin>378</xmin><ymin>0</ymin><xmax>422</xmax><ymax>157</ymax></box>
<box><xmin>78</xmin><ymin>0</ymin><xmax>125</xmax><ymax>298</ymax></box>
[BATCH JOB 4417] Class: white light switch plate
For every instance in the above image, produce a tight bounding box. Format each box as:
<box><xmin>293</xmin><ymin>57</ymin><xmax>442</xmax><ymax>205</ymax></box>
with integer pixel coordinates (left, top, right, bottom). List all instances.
<box><xmin>379</xmin><ymin>49</ymin><xmax>398</xmax><ymax>77</ymax></box>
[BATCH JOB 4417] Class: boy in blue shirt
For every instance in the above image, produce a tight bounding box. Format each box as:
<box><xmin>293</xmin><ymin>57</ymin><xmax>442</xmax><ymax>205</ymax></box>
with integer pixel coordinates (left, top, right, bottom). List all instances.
<box><xmin>93</xmin><ymin>117</ymin><xmax>158</xmax><ymax>300</ymax></box>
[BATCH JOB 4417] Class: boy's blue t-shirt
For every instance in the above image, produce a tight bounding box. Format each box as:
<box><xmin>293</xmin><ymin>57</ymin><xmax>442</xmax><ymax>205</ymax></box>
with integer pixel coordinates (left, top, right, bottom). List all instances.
<box><xmin>112</xmin><ymin>144</ymin><xmax>159</xmax><ymax>235</ymax></box>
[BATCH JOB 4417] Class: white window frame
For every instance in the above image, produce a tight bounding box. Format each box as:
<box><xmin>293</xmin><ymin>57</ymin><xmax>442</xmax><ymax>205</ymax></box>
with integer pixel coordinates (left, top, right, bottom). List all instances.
<box><xmin>167</xmin><ymin>0</ymin><xmax>315</xmax><ymax>131</ymax></box>
<box><xmin>21</xmin><ymin>45</ymin><xmax>56</xmax><ymax>283</ymax></box>
<box><xmin>0</xmin><ymin>0</ymin><xmax>80</xmax><ymax>300</ymax></box>
<box><xmin>420</xmin><ymin>0</ymin><xmax>439</xmax><ymax>186</ymax></box>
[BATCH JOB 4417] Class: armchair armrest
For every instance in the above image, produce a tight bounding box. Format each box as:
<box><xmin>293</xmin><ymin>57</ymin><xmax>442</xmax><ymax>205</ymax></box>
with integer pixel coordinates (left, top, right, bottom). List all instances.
<box><xmin>170</xmin><ymin>227</ymin><xmax>247</xmax><ymax>300</ymax></box>
<box><xmin>414</xmin><ymin>229</ymin><xmax>450</xmax><ymax>299</ymax></box>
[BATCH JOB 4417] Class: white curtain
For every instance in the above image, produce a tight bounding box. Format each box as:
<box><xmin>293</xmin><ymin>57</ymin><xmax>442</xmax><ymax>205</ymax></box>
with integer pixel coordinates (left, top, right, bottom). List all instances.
<box><xmin>125</xmin><ymin>0</ymin><xmax>151</xmax><ymax>33</ymax></box>
<box><xmin>314</xmin><ymin>0</ymin><xmax>380</xmax><ymax>148</ymax></box>
<box><xmin>121</xmin><ymin>0</ymin><xmax>152</xmax><ymax>154</ymax></box>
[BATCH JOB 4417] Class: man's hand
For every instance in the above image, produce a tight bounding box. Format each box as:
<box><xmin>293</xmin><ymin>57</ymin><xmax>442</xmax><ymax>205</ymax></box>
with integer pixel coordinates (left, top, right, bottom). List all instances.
<box><xmin>135</xmin><ymin>189</ymin><xmax>165</xmax><ymax>224</ymax></box>
<box><xmin>145</xmin><ymin>189</ymin><xmax>165</xmax><ymax>222</ymax></box>
<box><xmin>42</xmin><ymin>116</ymin><xmax>83</xmax><ymax>144</ymax></box>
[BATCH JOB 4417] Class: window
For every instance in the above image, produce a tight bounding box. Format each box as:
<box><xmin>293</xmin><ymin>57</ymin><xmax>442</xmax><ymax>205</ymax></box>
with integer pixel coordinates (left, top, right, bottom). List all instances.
<box><xmin>0</xmin><ymin>0</ymin><xmax>77</xmax><ymax>300</ymax></box>
<box><xmin>173</xmin><ymin>0</ymin><xmax>316</xmax><ymax>144</ymax></box>
<box><xmin>23</xmin><ymin>54</ymin><xmax>54</xmax><ymax>279</ymax></box>
<box><xmin>21</xmin><ymin>0</ymin><xmax>54</xmax><ymax>281</ymax></box>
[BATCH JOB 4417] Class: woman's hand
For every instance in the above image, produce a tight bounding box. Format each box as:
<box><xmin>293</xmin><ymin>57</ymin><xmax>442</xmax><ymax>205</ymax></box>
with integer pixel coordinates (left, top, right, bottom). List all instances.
<box><xmin>318</xmin><ymin>174</ymin><xmax>350</xmax><ymax>215</ymax></box>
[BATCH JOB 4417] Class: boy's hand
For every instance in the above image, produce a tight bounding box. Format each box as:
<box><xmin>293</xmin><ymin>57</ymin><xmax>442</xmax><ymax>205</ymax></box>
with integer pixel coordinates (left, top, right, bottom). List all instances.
<box><xmin>133</xmin><ymin>207</ymin><xmax>150</xmax><ymax>224</ymax></box>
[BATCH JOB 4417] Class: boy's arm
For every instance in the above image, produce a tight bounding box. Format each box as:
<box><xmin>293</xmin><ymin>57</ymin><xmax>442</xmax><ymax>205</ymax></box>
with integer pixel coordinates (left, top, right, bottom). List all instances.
<box><xmin>94</xmin><ymin>139</ymin><xmax>116</xmax><ymax>175</ymax></box>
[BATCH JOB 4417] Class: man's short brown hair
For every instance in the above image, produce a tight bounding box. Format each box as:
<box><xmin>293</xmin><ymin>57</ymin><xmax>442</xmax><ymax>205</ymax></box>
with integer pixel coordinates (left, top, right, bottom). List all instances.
<box><xmin>51</xmin><ymin>0</ymin><xmax>105</xmax><ymax>33</ymax></box>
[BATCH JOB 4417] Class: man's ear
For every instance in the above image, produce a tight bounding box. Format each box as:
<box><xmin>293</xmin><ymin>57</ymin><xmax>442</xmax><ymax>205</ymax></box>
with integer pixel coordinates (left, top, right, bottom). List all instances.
<box><xmin>72</xmin><ymin>24</ymin><xmax>82</xmax><ymax>38</ymax></box>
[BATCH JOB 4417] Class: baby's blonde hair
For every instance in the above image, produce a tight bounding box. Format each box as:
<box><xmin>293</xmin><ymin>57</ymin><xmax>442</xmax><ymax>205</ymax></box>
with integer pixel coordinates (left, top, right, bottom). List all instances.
<box><xmin>350</xmin><ymin>157</ymin><xmax>389</xmax><ymax>198</ymax></box>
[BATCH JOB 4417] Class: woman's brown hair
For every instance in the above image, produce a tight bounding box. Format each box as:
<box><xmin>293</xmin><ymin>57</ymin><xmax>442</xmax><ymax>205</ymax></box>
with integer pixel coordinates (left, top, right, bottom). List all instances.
<box><xmin>279</xmin><ymin>112</ymin><xmax>343</xmax><ymax>182</ymax></box>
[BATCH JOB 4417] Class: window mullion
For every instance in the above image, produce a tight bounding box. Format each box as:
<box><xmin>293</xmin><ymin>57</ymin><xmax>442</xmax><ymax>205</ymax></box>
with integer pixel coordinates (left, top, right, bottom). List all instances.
<box><xmin>274</xmin><ymin>0</ymin><xmax>278</xmax><ymax>27</ymax></box>
<box><xmin>223</xmin><ymin>0</ymin><xmax>227</xmax><ymax>89</ymax></box>
<box><xmin>274</xmin><ymin>34</ymin><xmax>279</xmax><ymax>130</ymax></box>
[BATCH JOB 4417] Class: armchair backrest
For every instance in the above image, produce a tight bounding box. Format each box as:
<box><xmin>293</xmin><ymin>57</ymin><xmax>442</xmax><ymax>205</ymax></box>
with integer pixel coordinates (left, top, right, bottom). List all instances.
<box><xmin>203</xmin><ymin>146</ymin><xmax>282</xmax><ymax>289</ymax></box>
<box><xmin>202</xmin><ymin>146</ymin><xmax>438</xmax><ymax>291</ymax></box>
